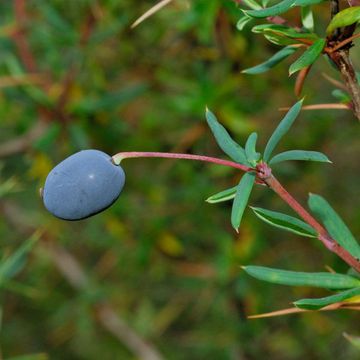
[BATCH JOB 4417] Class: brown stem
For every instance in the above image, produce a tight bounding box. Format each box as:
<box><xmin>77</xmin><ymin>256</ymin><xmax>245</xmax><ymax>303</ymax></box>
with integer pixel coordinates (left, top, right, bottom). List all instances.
<box><xmin>329</xmin><ymin>50</ymin><xmax>360</xmax><ymax>121</ymax></box>
<box><xmin>256</xmin><ymin>164</ymin><xmax>360</xmax><ymax>272</ymax></box>
<box><xmin>329</xmin><ymin>33</ymin><xmax>360</xmax><ymax>53</ymax></box>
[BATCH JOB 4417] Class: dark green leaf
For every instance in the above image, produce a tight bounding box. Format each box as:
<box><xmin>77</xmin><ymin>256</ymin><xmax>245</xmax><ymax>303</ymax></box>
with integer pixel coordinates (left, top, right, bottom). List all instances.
<box><xmin>250</xmin><ymin>206</ymin><xmax>317</xmax><ymax>237</ymax></box>
<box><xmin>242</xmin><ymin>46</ymin><xmax>298</xmax><ymax>75</ymax></box>
<box><xmin>269</xmin><ymin>150</ymin><xmax>331</xmax><ymax>165</ymax></box>
<box><xmin>244</xmin><ymin>0</ymin><xmax>295</xmax><ymax>18</ymax></box>
<box><xmin>289</xmin><ymin>38</ymin><xmax>326</xmax><ymax>75</ymax></box>
<box><xmin>242</xmin><ymin>266</ymin><xmax>360</xmax><ymax>289</ymax></box>
<box><xmin>237</xmin><ymin>15</ymin><xmax>252</xmax><ymax>31</ymax></box>
<box><xmin>295</xmin><ymin>0</ymin><xmax>325</xmax><ymax>5</ymax></box>
<box><xmin>263</xmin><ymin>100</ymin><xmax>303</xmax><ymax>162</ymax></box>
<box><xmin>245</xmin><ymin>132</ymin><xmax>260</xmax><ymax>164</ymax></box>
<box><xmin>294</xmin><ymin>287</ymin><xmax>360</xmax><ymax>310</ymax></box>
<box><xmin>206</xmin><ymin>186</ymin><xmax>237</xmax><ymax>204</ymax></box>
<box><xmin>308</xmin><ymin>194</ymin><xmax>360</xmax><ymax>259</ymax></box>
<box><xmin>327</xmin><ymin>6</ymin><xmax>360</xmax><ymax>34</ymax></box>
<box><xmin>252</xmin><ymin>24</ymin><xmax>318</xmax><ymax>40</ymax></box>
<box><xmin>205</xmin><ymin>108</ymin><xmax>249</xmax><ymax>165</ymax></box>
<box><xmin>231</xmin><ymin>172</ymin><xmax>256</xmax><ymax>231</ymax></box>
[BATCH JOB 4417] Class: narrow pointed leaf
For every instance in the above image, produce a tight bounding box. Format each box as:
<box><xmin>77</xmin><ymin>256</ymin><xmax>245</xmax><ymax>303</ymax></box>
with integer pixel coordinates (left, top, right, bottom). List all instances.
<box><xmin>242</xmin><ymin>266</ymin><xmax>360</xmax><ymax>289</ymax></box>
<box><xmin>269</xmin><ymin>150</ymin><xmax>331</xmax><ymax>165</ymax></box>
<box><xmin>237</xmin><ymin>15</ymin><xmax>252</xmax><ymax>31</ymax></box>
<box><xmin>252</xmin><ymin>24</ymin><xmax>318</xmax><ymax>40</ymax></box>
<box><xmin>301</xmin><ymin>6</ymin><xmax>314</xmax><ymax>31</ymax></box>
<box><xmin>244</xmin><ymin>0</ymin><xmax>295</xmax><ymax>18</ymax></box>
<box><xmin>263</xmin><ymin>100</ymin><xmax>303</xmax><ymax>162</ymax></box>
<box><xmin>242</xmin><ymin>46</ymin><xmax>298</xmax><ymax>75</ymax></box>
<box><xmin>242</xmin><ymin>0</ymin><xmax>263</xmax><ymax>10</ymax></box>
<box><xmin>289</xmin><ymin>38</ymin><xmax>325</xmax><ymax>75</ymax></box>
<box><xmin>308</xmin><ymin>194</ymin><xmax>360</xmax><ymax>259</ymax></box>
<box><xmin>206</xmin><ymin>186</ymin><xmax>237</xmax><ymax>204</ymax></box>
<box><xmin>250</xmin><ymin>206</ymin><xmax>317</xmax><ymax>237</ymax></box>
<box><xmin>205</xmin><ymin>109</ymin><xmax>248</xmax><ymax>165</ymax></box>
<box><xmin>327</xmin><ymin>6</ymin><xmax>360</xmax><ymax>35</ymax></box>
<box><xmin>245</xmin><ymin>132</ymin><xmax>260</xmax><ymax>164</ymax></box>
<box><xmin>0</xmin><ymin>231</ymin><xmax>41</xmax><ymax>286</ymax></box>
<box><xmin>231</xmin><ymin>172</ymin><xmax>256</xmax><ymax>231</ymax></box>
<box><xmin>294</xmin><ymin>287</ymin><xmax>360</xmax><ymax>310</ymax></box>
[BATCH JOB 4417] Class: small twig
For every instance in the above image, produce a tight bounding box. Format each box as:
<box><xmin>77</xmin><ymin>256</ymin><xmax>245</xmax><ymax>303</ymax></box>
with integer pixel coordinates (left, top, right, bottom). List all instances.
<box><xmin>322</xmin><ymin>72</ymin><xmax>348</xmax><ymax>90</ymax></box>
<box><xmin>279</xmin><ymin>103</ymin><xmax>350</xmax><ymax>111</ymax></box>
<box><xmin>257</xmin><ymin>164</ymin><xmax>360</xmax><ymax>272</ymax></box>
<box><xmin>329</xmin><ymin>49</ymin><xmax>360</xmax><ymax>120</ymax></box>
<box><xmin>112</xmin><ymin>151</ymin><xmax>253</xmax><ymax>172</ymax></box>
<box><xmin>131</xmin><ymin>0</ymin><xmax>174</xmax><ymax>28</ymax></box>
<box><xmin>329</xmin><ymin>32</ymin><xmax>360</xmax><ymax>53</ymax></box>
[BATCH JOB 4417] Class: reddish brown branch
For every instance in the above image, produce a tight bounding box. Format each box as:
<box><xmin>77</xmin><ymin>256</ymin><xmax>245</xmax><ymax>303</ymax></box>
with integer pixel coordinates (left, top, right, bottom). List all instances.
<box><xmin>256</xmin><ymin>163</ymin><xmax>360</xmax><ymax>272</ymax></box>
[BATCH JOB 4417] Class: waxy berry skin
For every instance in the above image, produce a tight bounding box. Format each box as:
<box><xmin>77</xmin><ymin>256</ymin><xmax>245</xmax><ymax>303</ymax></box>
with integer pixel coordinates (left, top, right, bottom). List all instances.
<box><xmin>43</xmin><ymin>150</ymin><xmax>125</xmax><ymax>220</ymax></box>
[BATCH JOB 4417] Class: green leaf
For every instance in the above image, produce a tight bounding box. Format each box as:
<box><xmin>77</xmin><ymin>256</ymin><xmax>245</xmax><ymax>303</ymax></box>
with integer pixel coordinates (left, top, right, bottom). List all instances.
<box><xmin>245</xmin><ymin>132</ymin><xmax>261</xmax><ymax>164</ymax></box>
<box><xmin>308</xmin><ymin>194</ymin><xmax>360</xmax><ymax>259</ymax></box>
<box><xmin>231</xmin><ymin>172</ymin><xmax>256</xmax><ymax>231</ymax></box>
<box><xmin>237</xmin><ymin>15</ymin><xmax>252</xmax><ymax>31</ymax></box>
<box><xmin>244</xmin><ymin>0</ymin><xmax>324</xmax><ymax>18</ymax></box>
<box><xmin>0</xmin><ymin>231</ymin><xmax>41</xmax><ymax>286</ymax></box>
<box><xmin>332</xmin><ymin>89</ymin><xmax>351</xmax><ymax>103</ymax></box>
<box><xmin>301</xmin><ymin>6</ymin><xmax>314</xmax><ymax>31</ymax></box>
<box><xmin>242</xmin><ymin>0</ymin><xmax>263</xmax><ymax>10</ymax></box>
<box><xmin>206</xmin><ymin>186</ymin><xmax>237</xmax><ymax>204</ymax></box>
<box><xmin>327</xmin><ymin>6</ymin><xmax>360</xmax><ymax>35</ymax></box>
<box><xmin>289</xmin><ymin>38</ymin><xmax>326</xmax><ymax>75</ymax></box>
<box><xmin>250</xmin><ymin>206</ymin><xmax>317</xmax><ymax>237</ymax></box>
<box><xmin>244</xmin><ymin>0</ymin><xmax>295</xmax><ymax>18</ymax></box>
<box><xmin>242</xmin><ymin>266</ymin><xmax>360</xmax><ymax>289</ymax></box>
<box><xmin>263</xmin><ymin>100</ymin><xmax>303</xmax><ymax>162</ymax></box>
<box><xmin>205</xmin><ymin>108</ymin><xmax>249</xmax><ymax>165</ymax></box>
<box><xmin>252</xmin><ymin>24</ymin><xmax>318</xmax><ymax>40</ymax></box>
<box><xmin>294</xmin><ymin>287</ymin><xmax>360</xmax><ymax>310</ymax></box>
<box><xmin>242</xmin><ymin>46</ymin><xmax>298</xmax><ymax>75</ymax></box>
<box><xmin>269</xmin><ymin>150</ymin><xmax>331</xmax><ymax>165</ymax></box>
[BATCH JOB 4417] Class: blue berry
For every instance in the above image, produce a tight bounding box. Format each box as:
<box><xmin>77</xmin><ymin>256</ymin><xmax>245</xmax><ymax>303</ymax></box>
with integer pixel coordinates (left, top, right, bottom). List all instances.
<box><xmin>43</xmin><ymin>150</ymin><xmax>125</xmax><ymax>220</ymax></box>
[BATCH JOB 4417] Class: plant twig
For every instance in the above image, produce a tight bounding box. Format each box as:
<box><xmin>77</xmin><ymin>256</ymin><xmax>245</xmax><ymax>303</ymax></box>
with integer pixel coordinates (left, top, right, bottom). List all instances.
<box><xmin>329</xmin><ymin>49</ymin><xmax>360</xmax><ymax>120</ymax></box>
<box><xmin>256</xmin><ymin>163</ymin><xmax>360</xmax><ymax>272</ymax></box>
<box><xmin>112</xmin><ymin>151</ymin><xmax>253</xmax><ymax>172</ymax></box>
<box><xmin>329</xmin><ymin>32</ymin><xmax>360</xmax><ymax>53</ymax></box>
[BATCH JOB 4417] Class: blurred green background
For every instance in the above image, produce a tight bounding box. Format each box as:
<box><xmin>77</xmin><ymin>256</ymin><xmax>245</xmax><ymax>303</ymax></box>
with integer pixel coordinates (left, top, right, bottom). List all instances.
<box><xmin>0</xmin><ymin>1</ymin><xmax>359</xmax><ymax>359</ymax></box>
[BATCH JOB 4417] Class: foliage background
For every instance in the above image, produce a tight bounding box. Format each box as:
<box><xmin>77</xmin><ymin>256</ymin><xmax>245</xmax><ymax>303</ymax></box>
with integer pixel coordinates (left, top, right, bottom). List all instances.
<box><xmin>0</xmin><ymin>0</ymin><xmax>359</xmax><ymax>359</ymax></box>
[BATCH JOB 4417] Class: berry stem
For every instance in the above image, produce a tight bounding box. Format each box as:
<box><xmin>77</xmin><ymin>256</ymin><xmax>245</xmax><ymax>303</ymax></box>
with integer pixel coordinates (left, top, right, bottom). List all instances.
<box><xmin>112</xmin><ymin>151</ymin><xmax>252</xmax><ymax>172</ymax></box>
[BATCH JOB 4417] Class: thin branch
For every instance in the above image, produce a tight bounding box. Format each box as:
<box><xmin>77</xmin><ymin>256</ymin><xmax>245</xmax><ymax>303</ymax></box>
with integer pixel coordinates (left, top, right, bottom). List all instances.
<box><xmin>112</xmin><ymin>151</ymin><xmax>253</xmax><ymax>172</ymax></box>
<box><xmin>322</xmin><ymin>72</ymin><xmax>348</xmax><ymax>90</ymax></box>
<box><xmin>279</xmin><ymin>103</ymin><xmax>350</xmax><ymax>111</ymax></box>
<box><xmin>256</xmin><ymin>163</ymin><xmax>360</xmax><ymax>272</ymax></box>
<box><xmin>131</xmin><ymin>0</ymin><xmax>174</xmax><ymax>28</ymax></box>
<box><xmin>329</xmin><ymin>32</ymin><xmax>360</xmax><ymax>53</ymax></box>
<box><xmin>329</xmin><ymin>49</ymin><xmax>360</xmax><ymax>120</ymax></box>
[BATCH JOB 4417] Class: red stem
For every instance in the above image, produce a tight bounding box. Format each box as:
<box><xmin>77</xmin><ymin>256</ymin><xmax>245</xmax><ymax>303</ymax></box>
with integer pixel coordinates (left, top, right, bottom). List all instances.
<box><xmin>112</xmin><ymin>151</ymin><xmax>252</xmax><ymax>172</ymax></box>
<box><xmin>113</xmin><ymin>151</ymin><xmax>360</xmax><ymax>272</ymax></box>
<box><xmin>260</xmin><ymin>168</ymin><xmax>360</xmax><ymax>272</ymax></box>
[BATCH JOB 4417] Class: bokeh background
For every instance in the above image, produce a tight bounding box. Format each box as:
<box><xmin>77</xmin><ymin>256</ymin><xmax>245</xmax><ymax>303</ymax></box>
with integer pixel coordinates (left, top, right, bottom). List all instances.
<box><xmin>0</xmin><ymin>1</ymin><xmax>359</xmax><ymax>359</ymax></box>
